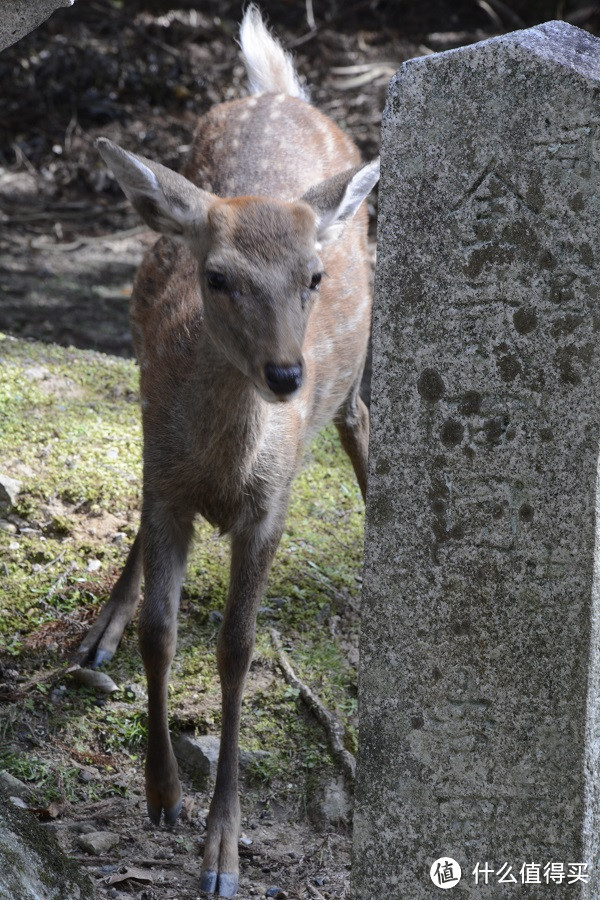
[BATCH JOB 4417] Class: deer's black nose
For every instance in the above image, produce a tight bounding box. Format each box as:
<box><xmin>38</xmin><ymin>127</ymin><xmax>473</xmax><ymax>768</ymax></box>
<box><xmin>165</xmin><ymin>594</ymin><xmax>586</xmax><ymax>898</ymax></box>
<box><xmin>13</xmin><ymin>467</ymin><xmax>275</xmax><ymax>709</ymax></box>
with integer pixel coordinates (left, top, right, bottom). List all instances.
<box><xmin>264</xmin><ymin>362</ymin><xmax>302</xmax><ymax>396</ymax></box>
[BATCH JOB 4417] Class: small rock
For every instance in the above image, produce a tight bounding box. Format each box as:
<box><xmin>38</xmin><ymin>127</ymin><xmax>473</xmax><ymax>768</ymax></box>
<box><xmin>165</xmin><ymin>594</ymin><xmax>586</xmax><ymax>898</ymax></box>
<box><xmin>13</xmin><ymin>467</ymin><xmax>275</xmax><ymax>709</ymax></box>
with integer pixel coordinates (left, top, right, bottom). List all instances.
<box><xmin>78</xmin><ymin>768</ymin><xmax>95</xmax><ymax>784</ymax></box>
<box><xmin>0</xmin><ymin>770</ymin><xmax>30</xmax><ymax>799</ymax></box>
<box><xmin>269</xmin><ymin>597</ymin><xmax>287</xmax><ymax>608</ymax></box>
<box><xmin>78</xmin><ymin>830</ymin><xmax>120</xmax><ymax>854</ymax></box>
<box><xmin>174</xmin><ymin>734</ymin><xmax>220</xmax><ymax>780</ymax></box>
<box><xmin>70</xmin><ymin>668</ymin><xmax>119</xmax><ymax>694</ymax></box>
<box><xmin>174</xmin><ymin>733</ymin><xmax>270</xmax><ymax>781</ymax></box>
<box><xmin>9</xmin><ymin>796</ymin><xmax>28</xmax><ymax>809</ymax></box>
<box><xmin>23</xmin><ymin>365</ymin><xmax>50</xmax><ymax>381</ymax></box>
<box><xmin>112</xmin><ymin>532</ymin><xmax>127</xmax><ymax>543</ymax></box>
<box><xmin>0</xmin><ymin>520</ymin><xmax>17</xmax><ymax>534</ymax></box>
<box><xmin>309</xmin><ymin>775</ymin><xmax>352</xmax><ymax>828</ymax></box>
<box><xmin>239</xmin><ymin>748</ymin><xmax>270</xmax><ymax>771</ymax></box>
<box><xmin>209</xmin><ymin>609</ymin><xmax>223</xmax><ymax>624</ymax></box>
<box><xmin>0</xmin><ymin>474</ymin><xmax>20</xmax><ymax>515</ymax></box>
<box><xmin>265</xmin><ymin>887</ymin><xmax>287</xmax><ymax>898</ymax></box>
<box><xmin>239</xmin><ymin>834</ymin><xmax>253</xmax><ymax>846</ymax></box>
<box><xmin>87</xmin><ymin>558</ymin><xmax>101</xmax><ymax>572</ymax></box>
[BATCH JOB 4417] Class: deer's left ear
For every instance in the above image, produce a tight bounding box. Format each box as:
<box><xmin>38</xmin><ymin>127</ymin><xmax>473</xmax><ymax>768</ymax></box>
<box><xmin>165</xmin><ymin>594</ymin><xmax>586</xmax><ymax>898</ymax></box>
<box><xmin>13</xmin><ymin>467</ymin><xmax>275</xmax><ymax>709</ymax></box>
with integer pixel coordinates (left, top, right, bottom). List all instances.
<box><xmin>301</xmin><ymin>159</ymin><xmax>380</xmax><ymax>244</ymax></box>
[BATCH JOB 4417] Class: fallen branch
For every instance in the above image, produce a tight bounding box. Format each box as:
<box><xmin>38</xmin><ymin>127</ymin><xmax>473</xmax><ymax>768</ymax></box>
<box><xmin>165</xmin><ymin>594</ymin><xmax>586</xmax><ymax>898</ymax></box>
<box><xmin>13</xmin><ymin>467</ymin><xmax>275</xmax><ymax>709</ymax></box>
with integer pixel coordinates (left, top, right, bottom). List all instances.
<box><xmin>269</xmin><ymin>628</ymin><xmax>356</xmax><ymax>783</ymax></box>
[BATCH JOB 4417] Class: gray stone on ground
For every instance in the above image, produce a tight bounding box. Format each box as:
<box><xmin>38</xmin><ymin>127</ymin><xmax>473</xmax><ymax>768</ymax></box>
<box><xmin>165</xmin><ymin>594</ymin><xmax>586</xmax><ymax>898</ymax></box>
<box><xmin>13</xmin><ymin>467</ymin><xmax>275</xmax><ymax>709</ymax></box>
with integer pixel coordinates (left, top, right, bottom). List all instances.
<box><xmin>0</xmin><ymin>786</ymin><xmax>94</xmax><ymax>898</ymax></box>
<box><xmin>353</xmin><ymin>21</ymin><xmax>600</xmax><ymax>900</ymax></box>
<box><xmin>77</xmin><ymin>830</ymin><xmax>120</xmax><ymax>855</ymax></box>
<box><xmin>309</xmin><ymin>775</ymin><xmax>352</xmax><ymax>828</ymax></box>
<box><xmin>0</xmin><ymin>769</ymin><xmax>31</xmax><ymax>799</ymax></box>
<box><xmin>174</xmin><ymin>733</ymin><xmax>269</xmax><ymax>782</ymax></box>
<box><xmin>0</xmin><ymin>473</ymin><xmax>20</xmax><ymax>515</ymax></box>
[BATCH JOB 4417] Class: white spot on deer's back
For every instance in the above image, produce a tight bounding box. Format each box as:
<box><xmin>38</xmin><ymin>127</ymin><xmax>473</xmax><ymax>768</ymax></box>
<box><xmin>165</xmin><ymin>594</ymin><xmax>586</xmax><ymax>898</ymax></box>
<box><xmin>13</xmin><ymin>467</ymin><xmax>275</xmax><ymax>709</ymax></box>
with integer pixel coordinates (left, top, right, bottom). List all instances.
<box><xmin>317</xmin><ymin>338</ymin><xmax>334</xmax><ymax>358</ymax></box>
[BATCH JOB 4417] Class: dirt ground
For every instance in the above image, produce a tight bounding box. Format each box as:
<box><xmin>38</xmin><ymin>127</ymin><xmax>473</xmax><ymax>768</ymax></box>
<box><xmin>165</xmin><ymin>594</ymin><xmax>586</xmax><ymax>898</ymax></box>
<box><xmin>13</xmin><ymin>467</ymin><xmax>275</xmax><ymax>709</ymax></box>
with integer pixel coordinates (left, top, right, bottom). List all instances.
<box><xmin>1</xmin><ymin>2</ymin><xmax>599</xmax><ymax>898</ymax></box>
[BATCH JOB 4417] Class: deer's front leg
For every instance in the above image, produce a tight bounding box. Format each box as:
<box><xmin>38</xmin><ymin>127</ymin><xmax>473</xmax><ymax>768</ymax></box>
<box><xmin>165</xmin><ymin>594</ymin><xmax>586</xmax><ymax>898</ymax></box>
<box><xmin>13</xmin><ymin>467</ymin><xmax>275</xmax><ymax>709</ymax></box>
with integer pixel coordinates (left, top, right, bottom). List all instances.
<box><xmin>139</xmin><ymin>498</ymin><xmax>193</xmax><ymax>826</ymax></box>
<box><xmin>200</xmin><ymin>527</ymin><xmax>282</xmax><ymax>898</ymax></box>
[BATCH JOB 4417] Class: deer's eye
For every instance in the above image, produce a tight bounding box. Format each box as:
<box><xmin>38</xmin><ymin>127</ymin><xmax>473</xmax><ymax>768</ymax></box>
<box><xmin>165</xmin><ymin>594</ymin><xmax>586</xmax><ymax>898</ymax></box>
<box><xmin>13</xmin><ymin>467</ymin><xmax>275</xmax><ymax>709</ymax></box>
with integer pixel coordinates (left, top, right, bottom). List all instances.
<box><xmin>310</xmin><ymin>272</ymin><xmax>322</xmax><ymax>290</ymax></box>
<box><xmin>206</xmin><ymin>270</ymin><xmax>227</xmax><ymax>291</ymax></box>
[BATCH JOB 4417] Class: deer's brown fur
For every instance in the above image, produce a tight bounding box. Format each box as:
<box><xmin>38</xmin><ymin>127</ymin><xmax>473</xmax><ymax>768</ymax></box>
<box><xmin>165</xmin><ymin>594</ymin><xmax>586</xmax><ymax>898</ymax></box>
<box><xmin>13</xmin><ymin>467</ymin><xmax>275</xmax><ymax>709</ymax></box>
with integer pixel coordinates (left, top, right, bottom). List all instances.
<box><xmin>76</xmin><ymin>7</ymin><xmax>378</xmax><ymax>897</ymax></box>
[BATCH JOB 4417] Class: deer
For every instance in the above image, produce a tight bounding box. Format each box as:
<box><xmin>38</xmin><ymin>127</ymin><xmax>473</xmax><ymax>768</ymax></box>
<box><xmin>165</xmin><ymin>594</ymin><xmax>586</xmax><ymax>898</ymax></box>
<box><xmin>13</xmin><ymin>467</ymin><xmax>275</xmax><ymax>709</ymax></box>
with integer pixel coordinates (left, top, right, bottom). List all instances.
<box><xmin>75</xmin><ymin>6</ymin><xmax>378</xmax><ymax>897</ymax></box>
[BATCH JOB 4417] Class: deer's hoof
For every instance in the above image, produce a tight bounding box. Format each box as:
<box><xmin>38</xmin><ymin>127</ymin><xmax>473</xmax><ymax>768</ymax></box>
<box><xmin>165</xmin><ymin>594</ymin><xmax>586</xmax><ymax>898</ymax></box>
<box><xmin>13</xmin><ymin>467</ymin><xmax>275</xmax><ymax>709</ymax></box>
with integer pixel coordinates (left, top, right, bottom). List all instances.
<box><xmin>217</xmin><ymin>872</ymin><xmax>238</xmax><ymax>897</ymax></box>
<box><xmin>91</xmin><ymin>648</ymin><xmax>114</xmax><ymax>669</ymax></box>
<box><xmin>147</xmin><ymin>796</ymin><xmax>182</xmax><ymax>826</ymax></box>
<box><xmin>200</xmin><ymin>870</ymin><xmax>217</xmax><ymax>893</ymax></box>
<box><xmin>199</xmin><ymin>870</ymin><xmax>238</xmax><ymax>897</ymax></box>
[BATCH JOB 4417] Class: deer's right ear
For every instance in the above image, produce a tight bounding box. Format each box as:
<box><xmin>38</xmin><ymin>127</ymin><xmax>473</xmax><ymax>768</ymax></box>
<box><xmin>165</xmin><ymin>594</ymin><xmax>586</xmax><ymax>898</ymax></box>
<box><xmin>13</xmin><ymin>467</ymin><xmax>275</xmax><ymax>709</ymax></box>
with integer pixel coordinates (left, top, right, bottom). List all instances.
<box><xmin>96</xmin><ymin>138</ymin><xmax>215</xmax><ymax>238</ymax></box>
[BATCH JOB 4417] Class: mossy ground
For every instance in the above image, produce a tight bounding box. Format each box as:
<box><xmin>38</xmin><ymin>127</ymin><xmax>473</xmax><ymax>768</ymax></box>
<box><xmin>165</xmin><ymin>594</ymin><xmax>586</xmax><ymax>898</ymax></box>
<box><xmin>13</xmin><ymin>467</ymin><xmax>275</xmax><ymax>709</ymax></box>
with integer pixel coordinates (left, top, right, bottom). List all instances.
<box><xmin>0</xmin><ymin>331</ymin><xmax>363</xmax><ymax>894</ymax></box>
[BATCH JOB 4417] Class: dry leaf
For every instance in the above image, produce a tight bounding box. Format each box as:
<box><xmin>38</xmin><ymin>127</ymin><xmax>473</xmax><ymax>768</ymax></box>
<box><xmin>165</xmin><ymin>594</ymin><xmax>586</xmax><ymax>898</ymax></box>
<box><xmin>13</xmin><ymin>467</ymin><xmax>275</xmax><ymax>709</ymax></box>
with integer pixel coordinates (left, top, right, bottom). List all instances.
<box><xmin>105</xmin><ymin>866</ymin><xmax>154</xmax><ymax>885</ymax></box>
<box><xmin>30</xmin><ymin>800</ymin><xmax>64</xmax><ymax>820</ymax></box>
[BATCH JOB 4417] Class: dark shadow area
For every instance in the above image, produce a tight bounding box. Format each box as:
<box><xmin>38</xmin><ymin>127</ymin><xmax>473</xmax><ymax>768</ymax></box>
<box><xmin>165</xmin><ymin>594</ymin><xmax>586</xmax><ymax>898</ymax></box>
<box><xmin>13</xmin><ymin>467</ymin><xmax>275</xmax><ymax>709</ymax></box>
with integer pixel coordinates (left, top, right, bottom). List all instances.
<box><xmin>0</xmin><ymin>0</ymin><xmax>598</xmax><ymax>356</ymax></box>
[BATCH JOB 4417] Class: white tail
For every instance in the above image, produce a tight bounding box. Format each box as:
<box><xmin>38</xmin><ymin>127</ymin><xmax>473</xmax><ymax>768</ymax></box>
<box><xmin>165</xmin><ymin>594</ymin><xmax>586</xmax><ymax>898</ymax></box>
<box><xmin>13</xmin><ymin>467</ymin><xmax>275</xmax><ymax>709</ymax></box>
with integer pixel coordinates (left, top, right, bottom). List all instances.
<box><xmin>239</xmin><ymin>3</ymin><xmax>309</xmax><ymax>100</ymax></box>
<box><xmin>78</xmin><ymin>7</ymin><xmax>378</xmax><ymax>898</ymax></box>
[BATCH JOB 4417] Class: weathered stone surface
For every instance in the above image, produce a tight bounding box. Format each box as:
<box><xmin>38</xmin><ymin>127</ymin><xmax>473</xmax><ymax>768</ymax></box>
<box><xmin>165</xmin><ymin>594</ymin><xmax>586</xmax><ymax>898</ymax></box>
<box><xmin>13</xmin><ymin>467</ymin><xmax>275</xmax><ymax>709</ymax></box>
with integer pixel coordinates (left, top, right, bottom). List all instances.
<box><xmin>0</xmin><ymin>786</ymin><xmax>94</xmax><ymax>898</ymax></box>
<box><xmin>309</xmin><ymin>775</ymin><xmax>352</xmax><ymax>828</ymax></box>
<box><xmin>174</xmin><ymin>733</ymin><xmax>269</xmax><ymax>782</ymax></box>
<box><xmin>0</xmin><ymin>769</ymin><xmax>31</xmax><ymax>799</ymax></box>
<box><xmin>174</xmin><ymin>734</ymin><xmax>220</xmax><ymax>780</ymax></box>
<box><xmin>353</xmin><ymin>22</ymin><xmax>600</xmax><ymax>899</ymax></box>
<box><xmin>77</xmin><ymin>830</ymin><xmax>120</xmax><ymax>855</ymax></box>
<box><xmin>0</xmin><ymin>473</ymin><xmax>20</xmax><ymax>515</ymax></box>
<box><xmin>0</xmin><ymin>0</ymin><xmax>76</xmax><ymax>53</ymax></box>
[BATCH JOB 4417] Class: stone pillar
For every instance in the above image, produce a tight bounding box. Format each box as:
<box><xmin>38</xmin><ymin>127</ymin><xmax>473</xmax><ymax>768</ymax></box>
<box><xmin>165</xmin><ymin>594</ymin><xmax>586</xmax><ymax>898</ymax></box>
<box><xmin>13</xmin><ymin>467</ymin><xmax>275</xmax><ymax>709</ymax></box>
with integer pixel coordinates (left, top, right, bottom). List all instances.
<box><xmin>353</xmin><ymin>22</ymin><xmax>600</xmax><ymax>899</ymax></box>
<box><xmin>1</xmin><ymin>1</ymin><xmax>75</xmax><ymax>53</ymax></box>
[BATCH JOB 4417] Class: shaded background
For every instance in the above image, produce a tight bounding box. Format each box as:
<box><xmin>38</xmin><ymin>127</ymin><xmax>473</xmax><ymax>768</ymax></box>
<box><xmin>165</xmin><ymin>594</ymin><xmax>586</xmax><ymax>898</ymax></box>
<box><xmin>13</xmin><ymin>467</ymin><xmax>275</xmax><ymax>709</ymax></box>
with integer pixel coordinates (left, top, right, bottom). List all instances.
<box><xmin>0</xmin><ymin>0</ymin><xmax>598</xmax><ymax>356</ymax></box>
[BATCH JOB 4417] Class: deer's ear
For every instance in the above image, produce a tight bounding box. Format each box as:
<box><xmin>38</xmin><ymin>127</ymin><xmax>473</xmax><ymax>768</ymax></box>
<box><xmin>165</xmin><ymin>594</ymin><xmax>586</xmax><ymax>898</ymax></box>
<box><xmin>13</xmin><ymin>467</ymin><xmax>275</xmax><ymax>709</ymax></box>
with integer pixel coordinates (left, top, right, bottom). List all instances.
<box><xmin>301</xmin><ymin>159</ymin><xmax>380</xmax><ymax>244</ymax></box>
<box><xmin>97</xmin><ymin>138</ymin><xmax>215</xmax><ymax>238</ymax></box>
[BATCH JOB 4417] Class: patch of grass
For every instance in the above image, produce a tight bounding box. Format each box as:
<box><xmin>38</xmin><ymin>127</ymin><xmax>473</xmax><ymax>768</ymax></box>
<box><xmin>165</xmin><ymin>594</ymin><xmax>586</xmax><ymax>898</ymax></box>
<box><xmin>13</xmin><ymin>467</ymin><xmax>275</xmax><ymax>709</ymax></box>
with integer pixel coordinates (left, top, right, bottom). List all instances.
<box><xmin>0</xmin><ymin>332</ymin><xmax>364</xmax><ymax>822</ymax></box>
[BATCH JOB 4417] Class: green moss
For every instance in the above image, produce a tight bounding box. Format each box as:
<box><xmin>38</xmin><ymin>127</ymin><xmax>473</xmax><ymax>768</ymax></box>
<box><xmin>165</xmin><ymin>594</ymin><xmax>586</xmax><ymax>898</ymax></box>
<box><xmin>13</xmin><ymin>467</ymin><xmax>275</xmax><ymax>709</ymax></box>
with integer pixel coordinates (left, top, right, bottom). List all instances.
<box><xmin>0</xmin><ymin>784</ymin><xmax>95</xmax><ymax>898</ymax></box>
<box><xmin>0</xmin><ymin>332</ymin><xmax>363</xmax><ymax>818</ymax></box>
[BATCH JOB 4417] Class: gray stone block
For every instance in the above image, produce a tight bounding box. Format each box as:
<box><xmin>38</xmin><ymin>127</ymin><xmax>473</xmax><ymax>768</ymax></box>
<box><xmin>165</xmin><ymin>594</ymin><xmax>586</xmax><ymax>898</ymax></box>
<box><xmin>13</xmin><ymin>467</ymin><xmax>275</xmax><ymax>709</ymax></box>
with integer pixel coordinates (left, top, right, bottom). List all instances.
<box><xmin>353</xmin><ymin>22</ymin><xmax>600</xmax><ymax>899</ymax></box>
<box><xmin>174</xmin><ymin>733</ymin><xmax>269</xmax><ymax>783</ymax></box>
<box><xmin>0</xmin><ymin>786</ymin><xmax>94</xmax><ymax>898</ymax></box>
<box><xmin>1</xmin><ymin>0</ymin><xmax>76</xmax><ymax>53</ymax></box>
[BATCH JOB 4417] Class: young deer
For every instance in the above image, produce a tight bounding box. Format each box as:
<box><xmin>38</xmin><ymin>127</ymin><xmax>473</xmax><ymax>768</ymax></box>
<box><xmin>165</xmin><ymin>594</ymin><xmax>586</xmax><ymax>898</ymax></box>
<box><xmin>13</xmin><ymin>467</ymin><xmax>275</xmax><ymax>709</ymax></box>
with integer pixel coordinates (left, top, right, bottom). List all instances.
<box><xmin>76</xmin><ymin>6</ymin><xmax>378</xmax><ymax>897</ymax></box>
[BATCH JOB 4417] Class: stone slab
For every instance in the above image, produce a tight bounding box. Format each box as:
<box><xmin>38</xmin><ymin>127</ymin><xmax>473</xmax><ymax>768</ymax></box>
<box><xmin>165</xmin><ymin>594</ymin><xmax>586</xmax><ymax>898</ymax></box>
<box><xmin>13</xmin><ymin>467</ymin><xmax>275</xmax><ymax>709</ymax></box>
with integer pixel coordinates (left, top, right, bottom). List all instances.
<box><xmin>1</xmin><ymin>0</ymin><xmax>76</xmax><ymax>53</ymax></box>
<box><xmin>353</xmin><ymin>21</ymin><xmax>600</xmax><ymax>900</ymax></box>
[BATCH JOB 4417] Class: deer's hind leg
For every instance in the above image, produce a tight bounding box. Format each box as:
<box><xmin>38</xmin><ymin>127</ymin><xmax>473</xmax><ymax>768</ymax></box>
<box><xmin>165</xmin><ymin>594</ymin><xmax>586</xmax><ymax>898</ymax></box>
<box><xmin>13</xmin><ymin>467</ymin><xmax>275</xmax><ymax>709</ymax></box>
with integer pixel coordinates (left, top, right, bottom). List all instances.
<box><xmin>75</xmin><ymin>530</ymin><xmax>143</xmax><ymax>668</ymax></box>
<box><xmin>334</xmin><ymin>379</ymin><xmax>370</xmax><ymax>502</ymax></box>
<box><xmin>139</xmin><ymin>497</ymin><xmax>194</xmax><ymax>826</ymax></box>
